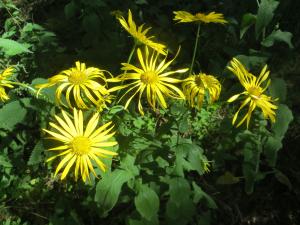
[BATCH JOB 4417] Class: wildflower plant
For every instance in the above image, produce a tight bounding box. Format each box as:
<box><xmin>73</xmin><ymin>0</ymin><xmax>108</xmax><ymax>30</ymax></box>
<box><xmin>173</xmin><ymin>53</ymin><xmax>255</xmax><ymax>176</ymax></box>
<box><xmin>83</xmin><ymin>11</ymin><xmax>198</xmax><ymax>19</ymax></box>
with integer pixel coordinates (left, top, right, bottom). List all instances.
<box><xmin>0</xmin><ymin>2</ymin><xmax>295</xmax><ymax>225</ymax></box>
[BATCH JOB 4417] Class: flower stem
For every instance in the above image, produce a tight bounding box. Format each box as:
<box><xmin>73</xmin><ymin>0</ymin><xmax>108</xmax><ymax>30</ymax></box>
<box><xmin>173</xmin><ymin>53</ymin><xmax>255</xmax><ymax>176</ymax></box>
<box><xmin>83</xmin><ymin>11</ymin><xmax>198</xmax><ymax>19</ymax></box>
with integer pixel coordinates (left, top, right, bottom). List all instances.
<box><xmin>127</xmin><ymin>43</ymin><xmax>137</xmax><ymax>64</ymax></box>
<box><xmin>190</xmin><ymin>24</ymin><xmax>201</xmax><ymax>75</ymax></box>
<box><xmin>9</xmin><ymin>81</ymin><xmax>37</xmax><ymax>94</ymax></box>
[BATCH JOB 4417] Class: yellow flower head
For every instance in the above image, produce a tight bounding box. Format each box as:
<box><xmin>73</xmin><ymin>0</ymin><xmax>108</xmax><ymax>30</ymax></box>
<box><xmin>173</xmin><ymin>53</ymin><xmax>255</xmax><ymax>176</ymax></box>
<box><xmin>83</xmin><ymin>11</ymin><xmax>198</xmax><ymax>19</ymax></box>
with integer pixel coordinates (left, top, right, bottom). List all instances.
<box><xmin>110</xmin><ymin>46</ymin><xmax>188</xmax><ymax>115</ymax></box>
<box><xmin>117</xmin><ymin>9</ymin><xmax>167</xmax><ymax>55</ymax></box>
<box><xmin>44</xmin><ymin>108</ymin><xmax>118</xmax><ymax>182</ymax></box>
<box><xmin>227</xmin><ymin>58</ymin><xmax>277</xmax><ymax>128</ymax></box>
<box><xmin>36</xmin><ymin>61</ymin><xmax>111</xmax><ymax>110</ymax></box>
<box><xmin>183</xmin><ymin>73</ymin><xmax>221</xmax><ymax>109</ymax></box>
<box><xmin>173</xmin><ymin>11</ymin><xmax>227</xmax><ymax>24</ymax></box>
<box><xmin>0</xmin><ymin>67</ymin><xmax>14</xmax><ymax>102</ymax></box>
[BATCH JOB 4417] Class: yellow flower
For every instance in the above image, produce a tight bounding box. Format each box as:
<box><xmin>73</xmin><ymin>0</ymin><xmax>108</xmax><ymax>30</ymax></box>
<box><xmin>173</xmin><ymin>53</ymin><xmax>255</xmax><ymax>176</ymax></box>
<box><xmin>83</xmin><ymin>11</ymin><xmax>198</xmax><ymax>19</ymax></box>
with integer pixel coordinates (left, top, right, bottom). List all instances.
<box><xmin>227</xmin><ymin>58</ymin><xmax>277</xmax><ymax>128</ymax></box>
<box><xmin>36</xmin><ymin>61</ymin><xmax>111</xmax><ymax>109</ymax></box>
<box><xmin>183</xmin><ymin>73</ymin><xmax>221</xmax><ymax>109</ymax></box>
<box><xmin>44</xmin><ymin>108</ymin><xmax>118</xmax><ymax>182</ymax></box>
<box><xmin>202</xmin><ymin>160</ymin><xmax>211</xmax><ymax>173</ymax></box>
<box><xmin>117</xmin><ymin>9</ymin><xmax>167</xmax><ymax>55</ymax></box>
<box><xmin>110</xmin><ymin>46</ymin><xmax>188</xmax><ymax>115</ymax></box>
<box><xmin>173</xmin><ymin>11</ymin><xmax>227</xmax><ymax>24</ymax></box>
<box><xmin>0</xmin><ymin>67</ymin><xmax>14</xmax><ymax>102</ymax></box>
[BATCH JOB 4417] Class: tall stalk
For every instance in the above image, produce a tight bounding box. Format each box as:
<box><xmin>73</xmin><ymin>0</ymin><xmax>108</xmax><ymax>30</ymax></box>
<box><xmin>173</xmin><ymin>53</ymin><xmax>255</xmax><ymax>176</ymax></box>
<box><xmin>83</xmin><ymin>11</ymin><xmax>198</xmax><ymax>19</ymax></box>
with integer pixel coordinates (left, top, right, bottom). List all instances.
<box><xmin>189</xmin><ymin>24</ymin><xmax>201</xmax><ymax>75</ymax></box>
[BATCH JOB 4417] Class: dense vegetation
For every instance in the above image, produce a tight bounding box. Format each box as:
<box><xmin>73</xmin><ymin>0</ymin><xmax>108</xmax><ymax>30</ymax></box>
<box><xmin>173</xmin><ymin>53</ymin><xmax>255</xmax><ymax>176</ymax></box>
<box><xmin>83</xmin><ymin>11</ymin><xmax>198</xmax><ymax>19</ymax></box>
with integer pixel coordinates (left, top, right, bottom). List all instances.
<box><xmin>0</xmin><ymin>0</ymin><xmax>299</xmax><ymax>224</ymax></box>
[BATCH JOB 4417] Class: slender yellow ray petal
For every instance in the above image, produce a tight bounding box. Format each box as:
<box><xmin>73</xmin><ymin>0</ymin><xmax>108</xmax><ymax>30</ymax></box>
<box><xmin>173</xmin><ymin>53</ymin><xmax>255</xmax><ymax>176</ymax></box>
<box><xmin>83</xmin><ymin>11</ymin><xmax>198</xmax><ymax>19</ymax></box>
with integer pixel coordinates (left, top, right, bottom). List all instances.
<box><xmin>54</xmin><ymin>153</ymin><xmax>74</xmax><ymax>176</ymax></box>
<box><xmin>61</xmin><ymin>155</ymin><xmax>77</xmax><ymax>180</ymax></box>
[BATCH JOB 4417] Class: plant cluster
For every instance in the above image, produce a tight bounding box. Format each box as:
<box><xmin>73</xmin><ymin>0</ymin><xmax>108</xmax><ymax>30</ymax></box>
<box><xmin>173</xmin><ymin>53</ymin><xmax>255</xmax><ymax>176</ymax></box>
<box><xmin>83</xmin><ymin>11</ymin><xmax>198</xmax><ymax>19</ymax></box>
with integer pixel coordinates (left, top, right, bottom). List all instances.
<box><xmin>0</xmin><ymin>0</ymin><xmax>296</xmax><ymax>224</ymax></box>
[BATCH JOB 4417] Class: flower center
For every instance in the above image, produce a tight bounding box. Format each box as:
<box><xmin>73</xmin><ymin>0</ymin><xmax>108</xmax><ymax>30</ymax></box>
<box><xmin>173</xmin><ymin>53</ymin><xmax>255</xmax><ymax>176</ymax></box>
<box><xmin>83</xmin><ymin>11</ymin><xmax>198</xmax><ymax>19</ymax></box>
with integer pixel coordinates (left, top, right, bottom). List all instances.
<box><xmin>194</xmin><ymin>76</ymin><xmax>204</xmax><ymax>87</ymax></box>
<box><xmin>247</xmin><ymin>86</ymin><xmax>262</xmax><ymax>99</ymax></box>
<box><xmin>140</xmin><ymin>71</ymin><xmax>158</xmax><ymax>84</ymax></box>
<box><xmin>71</xmin><ymin>136</ymin><xmax>91</xmax><ymax>155</ymax></box>
<box><xmin>68</xmin><ymin>71</ymin><xmax>87</xmax><ymax>85</ymax></box>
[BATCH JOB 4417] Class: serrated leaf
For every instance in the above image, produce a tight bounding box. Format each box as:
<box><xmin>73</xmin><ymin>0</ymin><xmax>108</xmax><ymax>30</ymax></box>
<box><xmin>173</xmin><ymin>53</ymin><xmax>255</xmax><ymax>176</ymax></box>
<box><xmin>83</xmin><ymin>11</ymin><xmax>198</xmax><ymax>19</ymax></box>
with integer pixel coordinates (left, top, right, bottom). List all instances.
<box><xmin>0</xmin><ymin>99</ymin><xmax>30</xmax><ymax>131</ymax></box>
<box><xmin>95</xmin><ymin>169</ymin><xmax>132</xmax><ymax>215</ymax></box>
<box><xmin>0</xmin><ymin>38</ymin><xmax>32</xmax><ymax>56</ymax></box>
<box><xmin>134</xmin><ymin>184</ymin><xmax>159</xmax><ymax>221</ymax></box>
<box><xmin>255</xmin><ymin>0</ymin><xmax>279</xmax><ymax>38</ymax></box>
<box><xmin>261</xmin><ymin>29</ymin><xmax>293</xmax><ymax>48</ymax></box>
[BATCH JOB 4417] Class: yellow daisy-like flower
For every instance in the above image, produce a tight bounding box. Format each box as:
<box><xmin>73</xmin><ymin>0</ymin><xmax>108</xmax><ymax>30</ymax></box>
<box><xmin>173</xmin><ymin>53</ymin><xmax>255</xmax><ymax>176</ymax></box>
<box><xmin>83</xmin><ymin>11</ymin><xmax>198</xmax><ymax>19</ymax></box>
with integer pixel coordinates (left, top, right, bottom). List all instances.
<box><xmin>227</xmin><ymin>58</ymin><xmax>277</xmax><ymax>128</ymax></box>
<box><xmin>117</xmin><ymin>9</ymin><xmax>167</xmax><ymax>55</ymax></box>
<box><xmin>44</xmin><ymin>108</ymin><xmax>118</xmax><ymax>182</ymax></box>
<box><xmin>173</xmin><ymin>11</ymin><xmax>227</xmax><ymax>24</ymax></box>
<box><xmin>36</xmin><ymin>61</ymin><xmax>111</xmax><ymax>109</ymax></box>
<box><xmin>110</xmin><ymin>46</ymin><xmax>188</xmax><ymax>115</ymax></box>
<box><xmin>0</xmin><ymin>67</ymin><xmax>14</xmax><ymax>102</ymax></box>
<box><xmin>183</xmin><ymin>73</ymin><xmax>221</xmax><ymax>109</ymax></box>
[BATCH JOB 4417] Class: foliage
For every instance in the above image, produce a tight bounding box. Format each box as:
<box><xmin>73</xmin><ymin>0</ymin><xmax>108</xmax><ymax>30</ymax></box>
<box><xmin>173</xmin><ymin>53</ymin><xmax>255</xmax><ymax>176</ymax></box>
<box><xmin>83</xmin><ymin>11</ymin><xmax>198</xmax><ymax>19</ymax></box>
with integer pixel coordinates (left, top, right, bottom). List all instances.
<box><xmin>0</xmin><ymin>0</ymin><xmax>299</xmax><ymax>224</ymax></box>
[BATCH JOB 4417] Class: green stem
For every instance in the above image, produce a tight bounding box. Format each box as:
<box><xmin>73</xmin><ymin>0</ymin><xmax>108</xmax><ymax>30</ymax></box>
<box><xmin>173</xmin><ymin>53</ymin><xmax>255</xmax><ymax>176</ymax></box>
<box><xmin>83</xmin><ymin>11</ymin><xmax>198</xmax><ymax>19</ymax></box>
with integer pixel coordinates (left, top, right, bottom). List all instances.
<box><xmin>9</xmin><ymin>81</ymin><xmax>37</xmax><ymax>94</ymax></box>
<box><xmin>113</xmin><ymin>43</ymin><xmax>137</xmax><ymax>105</ymax></box>
<box><xmin>190</xmin><ymin>24</ymin><xmax>201</xmax><ymax>75</ymax></box>
<box><xmin>127</xmin><ymin>43</ymin><xmax>137</xmax><ymax>64</ymax></box>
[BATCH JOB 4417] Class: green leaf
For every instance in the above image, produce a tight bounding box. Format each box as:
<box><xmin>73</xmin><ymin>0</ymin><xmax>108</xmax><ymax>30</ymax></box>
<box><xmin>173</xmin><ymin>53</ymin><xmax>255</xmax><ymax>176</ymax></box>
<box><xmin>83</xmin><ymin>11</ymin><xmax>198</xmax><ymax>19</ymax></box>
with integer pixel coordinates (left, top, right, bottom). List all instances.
<box><xmin>274</xmin><ymin>170</ymin><xmax>292</xmax><ymax>190</ymax></box>
<box><xmin>0</xmin><ymin>38</ymin><xmax>32</xmax><ymax>56</ymax></box>
<box><xmin>192</xmin><ymin>182</ymin><xmax>217</xmax><ymax>209</ymax></box>
<box><xmin>240</xmin><ymin>13</ymin><xmax>256</xmax><ymax>39</ymax></box>
<box><xmin>64</xmin><ymin>1</ymin><xmax>78</xmax><ymax>19</ymax></box>
<box><xmin>95</xmin><ymin>169</ymin><xmax>132</xmax><ymax>215</ymax></box>
<box><xmin>134</xmin><ymin>184</ymin><xmax>159</xmax><ymax>221</ymax></box>
<box><xmin>27</xmin><ymin>141</ymin><xmax>44</xmax><ymax>165</ymax></box>
<box><xmin>216</xmin><ymin>171</ymin><xmax>240</xmax><ymax>185</ymax></box>
<box><xmin>269</xmin><ymin>78</ymin><xmax>287</xmax><ymax>102</ymax></box>
<box><xmin>166</xmin><ymin>178</ymin><xmax>195</xmax><ymax>225</ymax></box>
<box><xmin>255</xmin><ymin>0</ymin><xmax>279</xmax><ymax>38</ymax></box>
<box><xmin>0</xmin><ymin>155</ymin><xmax>12</xmax><ymax>168</ymax></box>
<box><xmin>0</xmin><ymin>99</ymin><xmax>30</xmax><ymax>131</ymax></box>
<box><xmin>272</xmin><ymin>104</ymin><xmax>293</xmax><ymax>139</ymax></box>
<box><xmin>82</xmin><ymin>13</ymin><xmax>101</xmax><ymax>33</ymax></box>
<box><xmin>261</xmin><ymin>29</ymin><xmax>293</xmax><ymax>48</ymax></box>
<box><xmin>264</xmin><ymin>136</ymin><xmax>282</xmax><ymax>167</ymax></box>
<box><xmin>187</xmin><ymin>146</ymin><xmax>206</xmax><ymax>175</ymax></box>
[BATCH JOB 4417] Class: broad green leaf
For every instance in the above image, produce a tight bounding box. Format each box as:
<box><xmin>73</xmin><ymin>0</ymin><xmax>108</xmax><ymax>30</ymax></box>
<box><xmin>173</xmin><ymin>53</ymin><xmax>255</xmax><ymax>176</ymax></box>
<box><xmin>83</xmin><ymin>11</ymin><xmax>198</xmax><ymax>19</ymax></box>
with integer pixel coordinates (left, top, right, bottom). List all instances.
<box><xmin>95</xmin><ymin>169</ymin><xmax>132</xmax><ymax>215</ymax></box>
<box><xmin>240</xmin><ymin>13</ymin><xmax>256</xmax><ymax>39</ymax></box>
<box><xmin>272</xmin><ymin>104</ymin><xmax>293</xmax><ymax>139</ymax></box>
<box><xmin>264</xmin><ymin>136</ymin><xmax>282</xmax><ymax>167</ymax></box>
<box><xmin>168</xmin><ymin>177</ymin><xmax>191</xmax><ymax>206</ymax></box>
<box><xmin>134</xmin><ymin>184</ymin><xmax>159</xmax><ymax>221</ymax></box>
<box><xmin>64</xmin><ymin>1</ymin><xmax>78</xmax><ymax>19</ymax></box>
<box><xmin>269</xmin><ymin>78</ymin><xmax>287</xmax><ymax>102</ymax></box>
<box><xmin>255</xmin><ymin>0</ymin><xmax>279</xmax><ymax>38</ymax></box>
<box><xmin>0</xmin><ymin>99</ymin><xmax>30</xmax><ymax>131</ymax></box>
<box><xmin>120</xmin><ymin>154</ymin><xmax>139</xmax><ymax>176</ymax></box>
<box><xmin>187</xmin><ymin>146</ymin><xmax>206</xmax><ymax>175</ymax></box>
<box><xmin>274</xmin><ymin>170</ymin><xmax>292</xmax><ymax>190</ymax></box>
<box><xmin>261</xmin><ymin>29</ymin><xmax>293</xmax><ymax>48</ymax></box>
<box><xmin>166</xmin><ymin>178</ymin><xmax>195</xmax><ymax>225</ymax></box>
<box><xmin>216</xmin><ymin>171</ymin><xmax>240</xmax><ymax>185</ymax></box>
<box><xmin>27</xmin><ymin>141</ymin><xmax>44</xmax><ymax>165</ymax></box>
<box><xmin>0</xmin><ymin>38</ymin><xmax>32</xmax><ymax>56</ymax></box>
